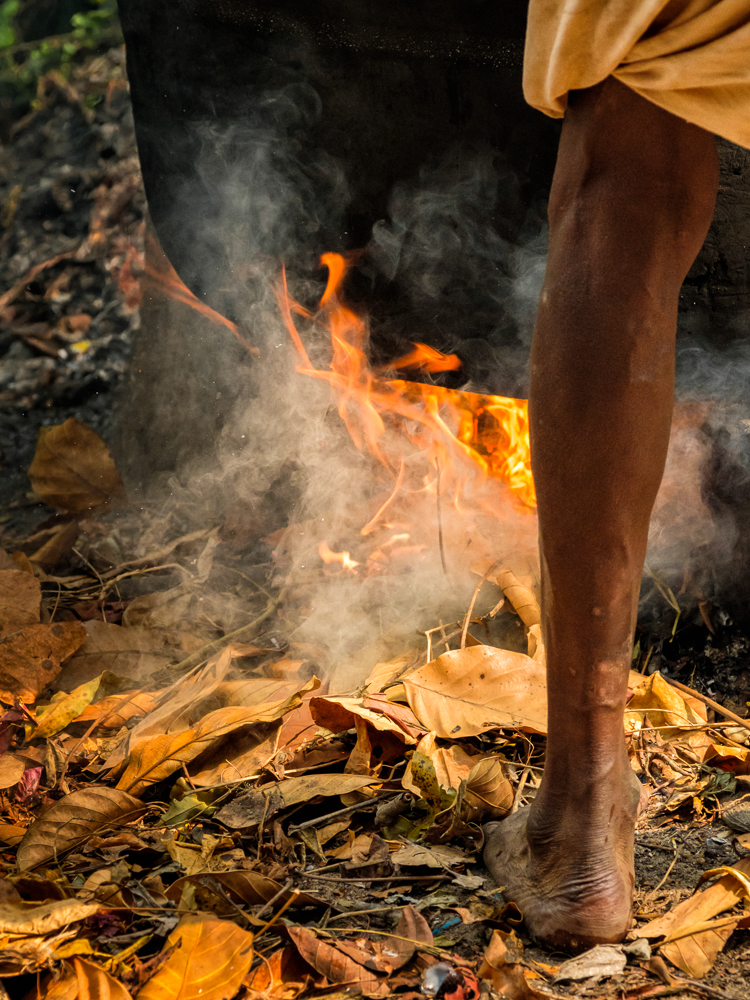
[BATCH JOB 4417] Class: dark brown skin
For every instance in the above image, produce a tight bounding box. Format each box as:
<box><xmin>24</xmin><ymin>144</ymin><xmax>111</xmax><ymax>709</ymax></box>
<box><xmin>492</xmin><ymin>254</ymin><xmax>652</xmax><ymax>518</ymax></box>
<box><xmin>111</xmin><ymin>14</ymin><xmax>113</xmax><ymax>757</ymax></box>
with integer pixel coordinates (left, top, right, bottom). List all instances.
<box><xmin>484</xmin><ymin>77</ymin><xmax>719</xmax><ymax>950</ymax></box>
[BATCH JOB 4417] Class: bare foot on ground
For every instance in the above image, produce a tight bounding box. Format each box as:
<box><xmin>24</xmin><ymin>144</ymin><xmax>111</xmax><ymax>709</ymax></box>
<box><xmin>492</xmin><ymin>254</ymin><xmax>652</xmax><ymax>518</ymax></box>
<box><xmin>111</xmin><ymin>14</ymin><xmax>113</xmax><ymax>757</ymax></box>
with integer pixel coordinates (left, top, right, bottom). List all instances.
<box><xmin>483</xmin><ymin>764</ymin><xmax>642</xmax><ymax>952</ymax></box>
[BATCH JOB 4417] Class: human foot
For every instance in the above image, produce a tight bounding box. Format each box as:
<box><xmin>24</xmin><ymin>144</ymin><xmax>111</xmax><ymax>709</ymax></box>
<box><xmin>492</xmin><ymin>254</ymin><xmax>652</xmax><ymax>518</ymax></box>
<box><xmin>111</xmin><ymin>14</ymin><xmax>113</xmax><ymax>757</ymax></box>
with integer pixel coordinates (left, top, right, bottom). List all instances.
<box><xmin>483</xmin><ymin>767</ymin><xmax>642</xmax><ymax>951</ymax></box>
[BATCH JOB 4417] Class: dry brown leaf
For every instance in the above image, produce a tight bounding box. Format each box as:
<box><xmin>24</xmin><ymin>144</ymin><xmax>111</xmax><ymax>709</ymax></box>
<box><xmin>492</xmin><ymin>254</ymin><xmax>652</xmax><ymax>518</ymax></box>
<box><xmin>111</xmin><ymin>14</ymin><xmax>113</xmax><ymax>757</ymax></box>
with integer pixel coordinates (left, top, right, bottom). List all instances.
<box><xmin>27</xmin><ymin>418</ymin><xmax>127</xmax><ymax>514</ymax></box>
<box><xmin>364</xmin><ymin>654</ymin><xmax>417</xmax><ymax>694</ymax></box>
<box><xmin>288</xmin><ymin>926</ymin><xmax>386</xmax><ymax>996</ymax></box>
<box><xmin>640</xmin><ymin>857</ymin><xmax>750</xmax><ymax>977</ymax></box>
<box><xmin>166</xmin><ymin>870</ymin><xmax>324</xmax><ymax>908</ymax></box>
<box><xmin>56</xmin><ymin>620</ymin><xmax>176</xmax><ymax>691</ymax></box>
<box><xmin>0</xmin><ymin>570</ymin><xmax>41</xmax><ymax>638</ymax></box>
<box><xmin>0</xmin><ymin>622</ymin><xmax>86</xmax><ymax>703</ymax></box>
<box><xmin>0</xmin><ymin>898</ymin><xmax>101</xmax><ymax>936</ymax></box>
<box><xmin>367</xmin><ymin>905</ymin><xmax>432</xmax><ymax>972</ymax></box>
<box><xmin>16</xmin><ymin>786</ymin><xmax>145</xmax><ymax>870</ymax></box>
<box><xmin>74</xmin><ymin>690</ymin><xmax>161</xmax><ymax>727</ymax></box>
<box><xmin>33</xmin><ymin>677</ymin><xmax>101</xmax><ymax>739</ymax></box>
<box><xmin>244</xmin><ymin>945</ymin><xmax>312</xmax><ymax>999</ymax></box>
<box><xmin>189</xmin><ymin>724</ymin><xmax>281</xmax><ymax>787</ymax></box>
<box><xmin>136</xmin><ymin>917</ymin><xmax>254</xmax><ymax>1000</ymax></box>
<box><xmin>72</xmin><ymin>957</ymin><xmax>132</xmax><ymax>1000</ymax></box>
<box><xmin>29</xmin><ymin>521</ymin><xmax>80</xmax><ymax>571</ymax></box>
<box><xmin>464</xmin><ymin>756</ymin><xmax>514</xmax><ymax>820</ymax></box>
<box><xmin>626</xmin><ymin>671</ymin><xmax>707</xmax><ymax>737</ymax></box>
<box><xmin>494</xmin><ymin>568</ymin><xmax>541</xmax><ymax>627</ymax></box>
<box><xmin>0</xmin><ymin>822</ymin><xmax>26</xmax><ymax>846</ymax></box>
<box><xmin>403</xmin><ymin>644</ymin><xmax>547</xmax><ymax>737</ymax></box>
<box><xmin>216</xmin><ymin>774</ymin><xmax>378</xmax><ymax>829</ymax></box>
<box><xmin>402</xmin><ymin>732</ymin><xmax>475</xmax><ymax>796</ymax></box>
<box><xmin>310</xmin><ymin>695</ymin><xmax>424</xmax><ymax>744</ymax></box>
<box><xmin>115</xmin><ymin>702</ymin><xmax>302</xmax><ymax>796</ymax></box>
<box><xmin>0</xmin><ymin>752</ymin><xmax>28</xmax><ymax>790</ymax></box>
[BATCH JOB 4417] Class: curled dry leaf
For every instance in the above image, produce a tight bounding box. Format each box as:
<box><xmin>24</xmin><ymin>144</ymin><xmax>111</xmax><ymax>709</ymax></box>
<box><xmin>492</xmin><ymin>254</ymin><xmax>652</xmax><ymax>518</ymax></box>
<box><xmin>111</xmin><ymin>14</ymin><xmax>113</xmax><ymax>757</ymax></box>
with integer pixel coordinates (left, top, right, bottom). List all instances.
<box><xmin>366</xmin><ymin>905</ymin><xmax>432</xmax><ymax>972</ymax></box>
<box><xmin>215</xmin><ymin>773</ymin><xmax>378</xmax><ymax>829</ymax></box>
<box><xmin>403</xmin><ymin>644</ymin><xmax>547</xmax><ymax>737</ymax></box>
<box><xmin>640</xmin><ymin>857</ymin><xmax>750</xmax><ymax>977</ymax></box>
<box><xmin>288</xmin><ymin>926</ymin><xmax>386</xmax><ymax>996</ymax></box>
<box><xmin>33</xmin><ymin>676</ymin><xmax>101</xmax><ymax>739</ymax></box>
<box><xmin>136</xmin><ymin>917</ymin><xmax>254</xmax><ymax>1000</ymax></box>
<box><xmin>0</xmin><ymin>753</ymin><xmax>28</xmax><ymax>790</ymax></box>
<box><xmin>0</xmin><ymin>569</ymin><xmax>41</xmax><ymax>638</ymax></box>
<box><xmin>75</xmin><ymin>689</ymin><xmax>162</xmax><ymax>727</ymax></box>
<box><xmin>244</xmin><ymin>945</ymin><xmax>312</xmax><ymax>999</ymax></box>
<box><xmin>552</xmin><ymin>945</ymin><xmax>627</xmax><ymax>983</ymax></box>
<box><xmin>494</xmin><ymin>568</ymin><xmax>541</xmax><ymax>628</ymax></box>
<box><xmin>0</xmin><ymin>898</ymin><xmax>102</xmax><ymax>936</ymax></box>
<box><xmin>0</xmin><ymin>622</ymin><xmax>87</xmax><ymax>703</ymax></box>
<box><xmin>71</xmin><ymin>957</ymin><xmax>133</xmax><ymax>1000</ymax></box>
<box><xmin>16</xmin><ymin>786</ymin><xmax>145</xmax><ymax>871</ymax></box>
<box><xmin>310</xmin><ymin>695</ymin><xmax>424</xmax><ymax>743</ymax></box>
<box><xmin>27</xmin><ymin>417</ymin><xmax>127</xmax><ymax>514</ymax></box>
<box><xmin>115</xmin><ymin>701</ymin><xmax>309</xmax><ymax>796</ymax></box>
<box><xmin>56</xmin><ymin>620</ymin><xmax>177</xmax><ymax>692</ymax></box>
<box><xmin>29</xmin><ymin>521</ymin><xmax>80</xmax><ymax>571</ymax></box>
<box><xmin>463</xmin><ymin>756</ymin><xmax>514</xmax><ymax>821</ymax></box>
<box><xmin>166</xmin><ymin>870</ymin><xmax>325</xmax><ymax>909</ymax></box>
<box><xmin>626</xmin><ymin>671</ymin><xmax>706</xmax><ymax>737</ymax></box>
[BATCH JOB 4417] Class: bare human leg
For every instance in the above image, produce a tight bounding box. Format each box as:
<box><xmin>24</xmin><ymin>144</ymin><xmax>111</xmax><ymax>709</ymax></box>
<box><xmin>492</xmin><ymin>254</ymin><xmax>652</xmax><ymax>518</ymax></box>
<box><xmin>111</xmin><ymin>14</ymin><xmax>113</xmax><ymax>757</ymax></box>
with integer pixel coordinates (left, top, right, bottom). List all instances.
<box><xmin>484</xmin><ymin>77</ymin><xmax>718</xmax><ymax>950</ymax></box>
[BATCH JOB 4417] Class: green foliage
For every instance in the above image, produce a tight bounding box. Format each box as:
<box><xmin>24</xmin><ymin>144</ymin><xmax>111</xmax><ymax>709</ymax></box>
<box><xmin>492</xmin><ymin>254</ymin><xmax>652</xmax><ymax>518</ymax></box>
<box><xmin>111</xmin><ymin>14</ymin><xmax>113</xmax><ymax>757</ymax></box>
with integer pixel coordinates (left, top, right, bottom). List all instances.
<box><xmin>0</xmin><ymin>0</ymin><xmax>120</xmax><ymax>119</ymax></box>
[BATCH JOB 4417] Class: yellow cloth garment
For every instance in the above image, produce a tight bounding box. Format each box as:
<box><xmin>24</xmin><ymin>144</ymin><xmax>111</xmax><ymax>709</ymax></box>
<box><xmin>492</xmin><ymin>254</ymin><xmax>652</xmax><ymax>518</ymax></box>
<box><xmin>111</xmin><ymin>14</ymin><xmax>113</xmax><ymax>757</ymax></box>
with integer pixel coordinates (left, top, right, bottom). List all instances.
<box><xmin>524</xmin><ymin>0</ymin><xmax>750</xmax><ymax>149</ymax></box>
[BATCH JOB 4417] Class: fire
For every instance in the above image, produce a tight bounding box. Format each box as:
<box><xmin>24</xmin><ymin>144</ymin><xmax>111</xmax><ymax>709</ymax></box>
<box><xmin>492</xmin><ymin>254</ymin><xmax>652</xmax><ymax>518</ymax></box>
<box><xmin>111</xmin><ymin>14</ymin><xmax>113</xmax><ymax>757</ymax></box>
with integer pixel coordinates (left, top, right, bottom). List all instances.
<box><xmin>319</xmin><ymin>541</ymin><xmax>360</xmax><ymax>572</ymax></box>
<box><xmin>277</xmin><ymin>253</ymin><xmax>536</xmax><ymax>517</ymax></box>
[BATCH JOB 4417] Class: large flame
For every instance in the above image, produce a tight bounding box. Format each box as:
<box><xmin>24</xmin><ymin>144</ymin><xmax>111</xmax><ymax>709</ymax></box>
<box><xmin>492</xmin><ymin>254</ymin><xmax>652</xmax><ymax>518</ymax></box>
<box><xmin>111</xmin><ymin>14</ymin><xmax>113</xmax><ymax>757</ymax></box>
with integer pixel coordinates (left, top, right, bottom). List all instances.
<box><xmin>278</xmin><ymin>253</ymin><xmax>536</xmax><ymax>520</ymax></box>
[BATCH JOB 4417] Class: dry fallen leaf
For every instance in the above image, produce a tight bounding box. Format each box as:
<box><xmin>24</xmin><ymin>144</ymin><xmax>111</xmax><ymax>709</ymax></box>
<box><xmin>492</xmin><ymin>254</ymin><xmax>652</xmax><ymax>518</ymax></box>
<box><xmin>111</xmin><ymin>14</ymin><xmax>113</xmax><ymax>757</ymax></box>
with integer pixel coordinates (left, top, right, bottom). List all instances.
<box><xmin>33</xmin><ymin>676</ymin><xmax>101</xmax><ymax>739</ymax></box>
<box><xmin>366</xmin><ymin>905</ymin><xmax>432</xmax><ymax>972</ymax></box>
<box><xmin>71</xmin><ymin>957</ymin><xmax>133</xmax><ymax>1000</ymax></box>
<box><xmin>216</xmin><ymin>773</ymin><xmax>379</xmax><ymax>829</ymax></box>
<box><xmin>16</xmin><ymin>786</ymin><xmax>145</xmax><ymax>870</ymax></box>
<box><xmin>0</xmin><ymin>622</ymin><xmax>87</xmax><ymax>703</ymax></box>
<box><xmin>626</xmin><ymin>671</ymin><xmax>707</xmax><ymax>738</ymax></box>
<box><xmin>403</xmin><ymin>644</ymin><xmax>547</xmax><ymax>737</ymax></box>
<box><xmin>463</xmin><ymin>755</ymin><xmax>514</xmax><ymax>821</ymax></box>
<box><xmin>640</xmin><ymin>857</ymin><xmax>750</xmax><ymax>977</ymax></box>
<box><xmin>310</xmin><ymin>695</ymin><xmax>424</xmax><ymax>743</ymax></box>
<box><xmin>0</xmin><ymin>569</ymin><xmax>41</xmax><ymax>638</ymax></box>
<box><xmin>74</xmin><ymin>689</ymin><xmax>162</xmax><ymax>727</ymax></box>
<box><xmin>136</xmin><ymin>917</ymin><xmax>254</xmax><ymax>1000</ymax></box>
<box><xmin>553</xmin><ymin>945</ymin><xmax>627</xmax><ymax>983</ymax></box>
<box><xmin>56</xmin><ymin>619</ymin><xmax>177</xmax><ymax>691</ymax></box>
<box><xmin>27</xmin><ymin>418</ymin><xmax>127</xmax><ymax>514</ymax></box>
<box><xmin>166</xmin><ymin>870</ymin><xmax>324</xmax><ymax>908</ymax></box>
<box><xmin>115</xmin><ymin>702</ymin><xmax>308</xmax><ymax>796</ymax></box>
<box><xmin>244</xmin><ymin>945</ymin><xmax>312</xmax><ymax>999</ymax></box>
<box><xmin>288</xmin><ymin>926</ymin><xmax>386</xmax><ymax>996</ymax></box>
<box><xmin>0</xmin><ymin>752</ymin><xmax>28</xmax><ymax>790</ymax></box>
<box><xmin>0</xmin><ymin>898</ymin><xmax>102</xmax><ymax>936</ymax></box>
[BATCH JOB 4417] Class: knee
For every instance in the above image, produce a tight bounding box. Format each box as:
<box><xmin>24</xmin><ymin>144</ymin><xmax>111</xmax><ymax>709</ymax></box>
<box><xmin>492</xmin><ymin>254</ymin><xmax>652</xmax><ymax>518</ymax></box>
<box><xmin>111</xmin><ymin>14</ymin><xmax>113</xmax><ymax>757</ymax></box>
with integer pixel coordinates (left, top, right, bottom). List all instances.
<box><xmin>548</xmin><ymin>78</ymin><xmax>718</xmax><ymax>282</ymax></box>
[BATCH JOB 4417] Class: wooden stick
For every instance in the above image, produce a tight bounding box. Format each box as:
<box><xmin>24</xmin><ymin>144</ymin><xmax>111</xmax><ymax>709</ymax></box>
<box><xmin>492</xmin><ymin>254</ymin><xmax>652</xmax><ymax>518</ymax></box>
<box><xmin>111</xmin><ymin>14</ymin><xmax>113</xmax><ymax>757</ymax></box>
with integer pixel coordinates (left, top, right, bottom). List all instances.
<box><xmin>665</xmin><ymin>677</ymin><xmax>750</xmax><ymax>734</ymax></box>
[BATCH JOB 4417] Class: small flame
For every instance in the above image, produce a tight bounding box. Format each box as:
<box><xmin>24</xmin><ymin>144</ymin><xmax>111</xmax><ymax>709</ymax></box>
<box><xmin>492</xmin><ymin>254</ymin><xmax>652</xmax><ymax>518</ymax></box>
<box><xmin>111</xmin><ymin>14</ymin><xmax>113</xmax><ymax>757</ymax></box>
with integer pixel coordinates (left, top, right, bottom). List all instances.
<box><xmin>319</xmin><ymin>541</ymin><xmax>360</xmax><ymax>572</ymax></box>
<box><xmin>278</xmin><ymin>253</ymin><xmax>536</xmax><ymax>514</ymax></box>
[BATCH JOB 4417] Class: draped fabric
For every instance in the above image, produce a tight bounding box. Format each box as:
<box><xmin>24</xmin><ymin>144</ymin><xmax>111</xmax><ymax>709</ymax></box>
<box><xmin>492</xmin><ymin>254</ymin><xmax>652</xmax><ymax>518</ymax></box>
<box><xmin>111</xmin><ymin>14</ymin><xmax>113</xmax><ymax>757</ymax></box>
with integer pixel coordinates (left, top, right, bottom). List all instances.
<box><xmin>524</xmin><ymin>0</ymin><xmax>750</xmax><ymax>149</ymax></box>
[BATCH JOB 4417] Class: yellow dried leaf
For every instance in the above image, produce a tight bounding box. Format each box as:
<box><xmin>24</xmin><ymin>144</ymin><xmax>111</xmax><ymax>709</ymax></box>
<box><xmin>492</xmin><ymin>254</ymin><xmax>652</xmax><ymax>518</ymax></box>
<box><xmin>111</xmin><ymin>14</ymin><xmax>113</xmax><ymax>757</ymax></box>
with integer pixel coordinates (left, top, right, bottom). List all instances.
<box><xmin>403</xmin><ymin>644</ymin><xmax>547</xmax><ymax>737</ymax></box>
<box><xmin>33</xmin><ymin>676</ymin><xmax>101</xmax><ymax>739</ymax></box>
<box><xmin>136</xmin><ymin>917</ymin><xmax>254</xmax><ymax>1000</ymax></box>
<box><xmin>28</xmin><ymin>418</ymin><xmax>126</xmax><ymax>514</ymax></box>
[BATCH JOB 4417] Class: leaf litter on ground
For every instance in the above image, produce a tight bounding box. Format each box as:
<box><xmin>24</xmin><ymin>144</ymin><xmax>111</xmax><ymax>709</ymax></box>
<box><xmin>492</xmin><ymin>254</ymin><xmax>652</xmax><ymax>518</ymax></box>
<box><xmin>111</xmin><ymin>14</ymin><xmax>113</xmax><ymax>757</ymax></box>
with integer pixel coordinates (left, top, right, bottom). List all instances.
<box><xmin>2</xmin><ymin>420</ymin><xmax>750</xmax><ymax>1000</ymax></box>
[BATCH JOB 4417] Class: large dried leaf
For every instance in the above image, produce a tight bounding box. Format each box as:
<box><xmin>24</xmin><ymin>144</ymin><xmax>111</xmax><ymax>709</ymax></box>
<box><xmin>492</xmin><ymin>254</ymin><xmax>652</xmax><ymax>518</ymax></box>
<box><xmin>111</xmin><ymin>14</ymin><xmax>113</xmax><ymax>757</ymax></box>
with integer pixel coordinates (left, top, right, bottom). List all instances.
<box><xmin>166</xmin><ymin>870</ymin><xmax>324</xmax><ymax>908</ymax></box>
<box><xmin>0</xmin><ymin>898</ymin><xmax>101</xmax><ymax>935</ymax></box>
<box><xmin>16</xmin><ymin>786</ymin><xmax>145</xmax><ymax>870</ymax></box>
<box><xmin>0</xmin><ymin>570</ymin><xmax>41</xmax><ymax>638</ymax></box>
<box><xmin>0</xmin><ymin>753</ymin><xmax>28</xmax><ymax>789</ymax></box>
<box><xmin>216</xmin><ymin>774</ymin><xmax>378</xmax><ymax>829</ymax></box>
<box><xmin>288</xmin><ymin>926</ymin><xmax>386</xmax><ymax>996</ymax></box>
<box><xmin>640</xmin><ymin>858</ymin><xmax>750</xmax><ymax>977</ymax></box>
<box><xmin>189</xmin><ymin>723</ymin><xmax>281</xmax><ymax>787</ymax></box>
<box><xmin>244</xmin><ymin>945</ymin><xmax>312</xmax><ymax>999</ymax></box>
<box><xmin>116</xmin><ymin>703</ymin><xmax>301</xmax><ymax>796</ymax></box>
<box><xmin>72</xmin><ymin>957</ymin><xmax>132</xmax><ymax>1000</ymax></box>
<box><xmin>56</xmin><ymin>620</ymin><xmax>176</xmax><ymax>691</ymax></box>
<box><xmin>136</xmin><ymin>917</ymin><xmax>254</xmax><ymax>1000</ymax></box>
<box><xmin>27</xmin><ymin>418</ymin><xmax>126</xmax><ymax>514</ymax></box>
<box><xmin>74</xmin><ymin>690</ymin><xmax>161</xmax><ymax>727</ymax></box>
<box><xmin>0</xmin><ymin>622</ymin><xmax>86</xmax><ymax>703</ymax></box>
<box><xmin>33</xmin><ymin>676</ymin><xmax>101</xmax><ymax>739</ymax></box>
<box><xmin>366</xmin><ymin>905</ymin><xmax>432</xmax><ymax>972</ymax></box>
<box><xmin>403</xmin><ymin>645</ymin><xmax>547</xmax><ymax>737</ymax></box>
<box><xmin>463</xmin><ymin>756</ymin><xmax>514</xmax><ymax>821</ymax></box>
<box><xmin>553</xmin><ymin>945</ymin><xmax>627</xmax><ymax>983</ymax></box>
<box><xmin>626</xmin><ymin>671</ymin><xmax>707</xmax><ymax>737</ymax></box>
<box><xmin>310</xmin><ymin>695</ymin><xmax>424</xmax><ymax>743</ymax></box>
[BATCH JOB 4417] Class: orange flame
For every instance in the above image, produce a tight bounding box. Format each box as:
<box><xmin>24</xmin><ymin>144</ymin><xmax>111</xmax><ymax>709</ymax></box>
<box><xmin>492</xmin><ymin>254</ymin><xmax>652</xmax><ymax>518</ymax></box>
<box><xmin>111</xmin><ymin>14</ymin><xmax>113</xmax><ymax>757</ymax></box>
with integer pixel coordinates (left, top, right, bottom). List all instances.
<box><xmin>319</xmin><ymin>541</ymin><xmax>360</xmax><ymax>572</ymax></box>
<box><xmin>277</xmin><ymin>253</ymin><xmax>536</xmax><ymax>513</ymax></box>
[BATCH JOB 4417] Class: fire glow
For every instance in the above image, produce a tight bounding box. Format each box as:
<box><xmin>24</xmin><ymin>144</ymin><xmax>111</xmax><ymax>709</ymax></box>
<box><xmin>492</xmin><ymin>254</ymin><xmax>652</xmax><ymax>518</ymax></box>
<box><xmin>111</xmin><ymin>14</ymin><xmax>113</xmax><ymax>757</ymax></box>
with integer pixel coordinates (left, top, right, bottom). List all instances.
<box><xmin>277</xmin><ymin>253</ymin><xmax>536</xmax><ymax>558</ymax></box>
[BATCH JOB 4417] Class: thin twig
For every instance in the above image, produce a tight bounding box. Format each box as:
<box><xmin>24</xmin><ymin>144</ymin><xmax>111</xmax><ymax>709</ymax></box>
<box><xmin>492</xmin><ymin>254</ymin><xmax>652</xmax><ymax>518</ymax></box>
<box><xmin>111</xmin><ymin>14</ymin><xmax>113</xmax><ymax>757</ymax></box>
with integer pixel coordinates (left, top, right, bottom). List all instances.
<box><xmin>435</xmin><ymin>458</ymin><xmax>447</xmax><ymax>576</ymax></box>
<box><xmin>168</xmin><ymin>592</ymin><xmax>284</xmax><ymax>673</ymax></box>
<box><xmin>665</xmin><ymin>677</ymin><xmax>750</xmax><ymax>734</ymax></box>
<box><xmin>255</xmin><ymin>879</ymin><xmax>294</xmax><ymax>920</ymax></box>
<box><xmin>303</xmin><ymin>873</ymin><xmax>448</xmax><ymax>884</ymax></box>
<box><xmin>255</xmin><ymin>889</ymin><xmax>300</xmax><ymax>937</ymax></box>
<box><xmin>287</xmin><ymin>792</ymin><xmax>392</xmax><ymax>834</ymax></box>
<box><xmin>460</xmin><ymin>563</ymin><xmax>499</xmax><ymax>649</ymax></box>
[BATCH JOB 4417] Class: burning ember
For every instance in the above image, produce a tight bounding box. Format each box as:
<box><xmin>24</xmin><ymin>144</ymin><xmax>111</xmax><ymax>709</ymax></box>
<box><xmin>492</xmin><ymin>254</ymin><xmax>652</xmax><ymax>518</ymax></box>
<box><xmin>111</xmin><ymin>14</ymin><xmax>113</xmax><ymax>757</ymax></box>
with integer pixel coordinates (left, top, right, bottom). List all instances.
<box><xmin>277</xmin><ymin>252</ymin><xmax>536</xmax><ymax>522</ymax></box>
